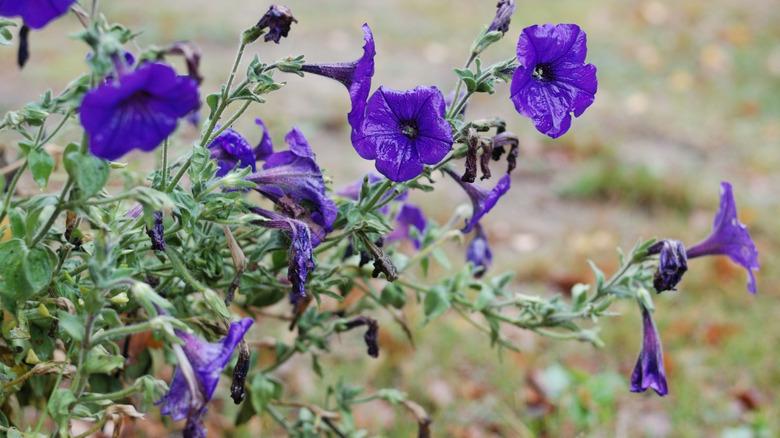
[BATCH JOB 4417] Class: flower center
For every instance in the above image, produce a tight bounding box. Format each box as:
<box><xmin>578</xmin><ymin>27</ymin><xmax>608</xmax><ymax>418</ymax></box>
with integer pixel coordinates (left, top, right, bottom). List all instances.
<box><xmin>532</xmin><ymin>63</ymin><xmax>555</xmax><ymax>82</ymax></box>
<box><xmin>400</xmin><ymin>121</ymin><xmax>418</xmax><ymax>139</ymax></box>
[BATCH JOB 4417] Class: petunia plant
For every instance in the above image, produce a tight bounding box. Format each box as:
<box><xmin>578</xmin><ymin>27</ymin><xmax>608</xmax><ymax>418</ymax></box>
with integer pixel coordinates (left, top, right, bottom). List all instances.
<box><xmin>0</xmin><ymin>1</ymin><xmax>760</xmax><ymax>437</ymax></box>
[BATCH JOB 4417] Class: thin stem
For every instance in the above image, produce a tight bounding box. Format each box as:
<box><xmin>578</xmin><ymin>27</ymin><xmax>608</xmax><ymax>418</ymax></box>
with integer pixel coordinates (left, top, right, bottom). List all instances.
<box><xmin>0</xmin><ymin>161</ymin><xmax>27</xmax><ymax>222</ymax></box>
<box><xmin>31</xmin><ymin>178</ymin><xmax>74</xmax><ymax>246</ymax></box>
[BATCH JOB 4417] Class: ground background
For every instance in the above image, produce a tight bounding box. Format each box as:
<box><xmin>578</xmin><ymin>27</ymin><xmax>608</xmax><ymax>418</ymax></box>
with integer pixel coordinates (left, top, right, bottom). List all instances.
<box><xmin>1</xmin><ymin>0</ymin><xmax>779</xmax><ymax>436</ymax></box>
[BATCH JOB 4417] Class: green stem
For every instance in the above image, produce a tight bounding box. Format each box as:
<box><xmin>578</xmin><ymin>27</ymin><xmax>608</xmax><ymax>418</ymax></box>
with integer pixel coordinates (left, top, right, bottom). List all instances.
<box><xmin>90</xmin><ymin>319</ymin><xmax>159</xmax><ymax>344</ymax></box>
<box><xmin>0</xmin><ymin>161</ymin><xmax>27</xmax><ymax>222</ymax></box>
<box><xmin>30</xmin><ymin>178</ymin><xmax>74</xmax><ymax>246</ymax></box>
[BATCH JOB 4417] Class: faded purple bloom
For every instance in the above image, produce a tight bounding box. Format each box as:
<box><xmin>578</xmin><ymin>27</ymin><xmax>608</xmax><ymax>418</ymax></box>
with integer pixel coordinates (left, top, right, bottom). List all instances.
<box><xmin>488</xmin><ymin>0</ymin><xmax>516</xmax><ymax>34</ymax></box>
<box><xmin>164</xmin><ymin>41</ymin><xmax>203</xmax><ymax>84</ymax></box>
<box><xmin>301</xmin><ymin>24</ymin><xmax>375</xmax><ymax>132</ymax></box>
<box><xmin>252</xmin><ymin>208</ymin><xmax>315</xmax><ymax>305</ymax></box>
<box><xmin>255</xmin><ymin>5</ymin><xmax>296</xmax><ymax>43</ymax></box>
<box><xmin>386</xmin><ymin>204</ymin><xmax>427</xmax><ymax>249</ymax></box>
<box><xmin>159</xmin><ymin>318</ymin><xmax>254</xmax><ymax>437</ymax></box>
<box><xmin>342</xmin><ymin>316</ymin><xmax>380</xmax><ymax>358</ymax></box>
<box><xmin>354</xmin><ymin>86</ymin><xmax>453</xmax><ymax>182</ymax></box>
<box><xmin>648</xmin><ymin>240</ymin><xmax>688</xmax><ymax>293</ymax></box>
<box><xmin>686</xmin><ymin>182</ymin><xmax>759</xmax><ymax>294</ymax></box>
<box><xmin>467</xmin><ymin>224</ymin><xmax>493</xmax><ymax>278</ymax></box>
<box><xmin>0</xmin><ymin>0</ymin><xmax>75</xmax><ymax>29</ymax></box>
<box><xmin>208</xmin><ymin>128</ymin><xmax>256</xmax><ymax>177</ymax></box>
<box><xmin>444</xmin><ymin>168</ymin><xmax>511</xmax><ymax>233</ymax></box>
<box><xmin>510</xmin><ymin>24</ymin><xmax>597</xmax><ymax>138</ymax></box>
<box><xmin>80</xmin><ymin>62</ymin><xmax>200</xmax><ymax>161</ymax></box>
<box><xmin>146</xmin><ymin>211</ymin><xmax>166</xmax><ymax>251</ymax></box>
<box><xmin>630</xmin><ymin>306</ymin><xmax>668</xmax><ymax>396</ymax></box>
<box><xmin>248</xmin><ymin>125</ymin><xmax>337</xmax><ymax>245</ymax></box>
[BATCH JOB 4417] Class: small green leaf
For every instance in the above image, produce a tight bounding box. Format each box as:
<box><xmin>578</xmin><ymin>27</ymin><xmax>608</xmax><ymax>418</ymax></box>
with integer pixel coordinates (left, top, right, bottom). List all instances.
<box><xmin>57</xmin><ymin>311</ymin><xmax>84</xmax><ymax>342</ymax></box>
<box><xmin>206</xmin><ymin>93</ymin><xmax>220</xmax><ymax>119</ymax></box>
<box><xmin>0</xmin><ymin>239</ymin><xmax>30</xmax><ymax>300</ymax></box>
<box><xmin>28</xmin><ymin>148</ymin><xmax>55</xmax><ymax>188</ymax></box>
<box><xmin>23</xmin><ymin>247</ymin><xmax>53</xmax><ymax>293</ymax></box>
<box><xmin>380</xmin><ymin>283</ymin><xmax>406</xmax><ymax>309</ymax></box>
<box><xmin>423</xmin><ymin>286</ymin><xmax>450</xmax><ymax>322</ymax></box>
<box><xmin>250</xmin><ymin>374</ymin><xmax>282</xmax><ymax>413</ymax></box>
<box><xmin>64</xmin><ymin>149</ymin><xmax>109</xmax><ymax>198</ymax></box>
<box><xmin>84</xmin><ymin>346</ymin><xmax>124</xmax><ymax>374</ymax></box>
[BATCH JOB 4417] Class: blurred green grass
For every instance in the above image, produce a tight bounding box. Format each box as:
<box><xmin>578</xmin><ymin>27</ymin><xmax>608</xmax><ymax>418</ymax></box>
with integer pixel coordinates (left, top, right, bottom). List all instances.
<box><xmin>2</xmin><ymin>0</ymin><xmax>779</xmax><ymax>436</ymax></box>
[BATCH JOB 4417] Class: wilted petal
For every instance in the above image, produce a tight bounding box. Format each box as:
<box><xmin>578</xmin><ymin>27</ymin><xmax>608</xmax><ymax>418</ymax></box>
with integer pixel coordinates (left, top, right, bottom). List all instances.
<box><xmin>487</xmin><ymin>0</ymin><xmax>516</xmax><ymax>34</ymax></box>
<box><xmin>208</xmin><ymin>128</ymin><xmax>256</xmax><ymax>177</ymax></box>
<box><xmin>649</xmin><ymin>240</ymin><xmax>688</xmax><ymax>293</ymax></box>
<box><xmin>386</xmin><ymin>203</ymin><xmax>427</xmax><ymax>249</ymax></box>
<box><xmin>445</xmin><ymin>168</ymin><xmax>511</xmax><ymax>233</ymax></box>
<box><xmin>467</xmin><ymin>224</ymin><xmax>493</xmax><ymax>278</ymax></box>
<box><xmin>630</xmin><ymin>306</ymin><xmax>668</xmax><ymax>396</ymax></box>
<box><xmin>0</xmin><ymin>0</ymin><xmax>75</xmax><ymax>29</ymax></box>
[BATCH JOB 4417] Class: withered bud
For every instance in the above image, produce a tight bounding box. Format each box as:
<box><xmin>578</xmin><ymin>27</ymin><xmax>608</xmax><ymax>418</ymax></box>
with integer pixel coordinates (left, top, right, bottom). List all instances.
<box><xmin>343</xmin><ymin>316</ymin><xmax>379</xmax><ymax>358</ymax></box>
<box><xmin>164</xmin><ymin>41</ymin><xmax>203</xmax><ymax>84</ymax></box>
<box><xmin>252</xmin><ymin>5</ymin><xmax>297</xmax><ymax>44</ymax></box>
<box><xmin>230</xmin><ymin>341</ymin><xmax>251</xmax><ymax>404</ymax></box>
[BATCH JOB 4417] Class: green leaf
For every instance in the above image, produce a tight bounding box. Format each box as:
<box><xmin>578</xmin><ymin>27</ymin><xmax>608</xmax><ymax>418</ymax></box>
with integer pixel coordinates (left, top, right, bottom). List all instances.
<box><xmin>380</xmin><ymin>283</ymin><xmax>406</xmax><ymax>309</ymax></box>
<box><xmin>23</xmin><ymin>247</ymin><xmax>53</xmax><ymax>293</ymax></box>
<box><xmin>250</xmin><ymin>374</ymin><xmax>282</xmax><ymax>413</ymax></box>
<box><xmin>423</xmin><ymin>286</ymin><xmax>450</xmax><ymax>322</ymax></box>
<box><xmin>64</xmin><ymin>148</ymin><xmax>109</xmax><ymax>198</ymax></box>
<box><xmin>206</xmin><ymin>93</ymin><xmax>220</xmax><ymax>119</ymax></box>
<box><xmin>0</xmin><ymin>18</ymin><xmax>16</xmax><ymax>46</ymax></box>
<box><xmin>28</xmin><ymin>148</ymin><xmax>55</xmax><ymax>188</ymax></box>
<box><xmin>0</xmin><ymin>239</ymin><xmax>30</xmax><ymax>300</ymax></box>
<box><xmin>47</xmin><ymin>388</ymin><xmax>76</xmax><ymax>430</ymax></box>
<box><xmin>474</xmin><ymin>285</ymin><xmax>495</xmax><ymax>311</ymax></box>
<box><xmin>84</xmin><ymin>346</ymin><xmax>124</xmax><ymax>374</ymax></box>
<box><xmin>57</xmin><ymin>311</ymin><xmax>84</xmax><ymax>342</ymax></box>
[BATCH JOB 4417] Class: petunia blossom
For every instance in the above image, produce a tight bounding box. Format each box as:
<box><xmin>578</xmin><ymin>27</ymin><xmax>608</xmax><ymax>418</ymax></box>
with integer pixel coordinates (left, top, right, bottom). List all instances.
<box><xmin>301</xmin><ymin>24</ymin><xmax>375</xmax><ymax>132</ymax></box>
<box><xmin>648</xmin><ymin>239</ymin><xmax>687</xmax><ymax>293</ymax></box>
<box><xmin>80</xmin><ymin>62</ymin><xmax>200</xmax><ymax>161</ymax></box>
<box><xmin>510</xmin><ymin>24</ymin><xmax>597</xmax><ymax>138</ymax></box>
<box><xmin>686</xmin><ymin>182</ymin><xmax>759</xmax><ymax>294</ymax></box>
<box><xmin>0</xmin><ymin>0</ymin><xmax>75</xmax><ymax>29</ymax></box>
<box><xmin>444</xmin><ymin>168</ymin><xmax>511</xmax><ymax>233</ymax></box>
<box><xmin>353</xmin><ymin>86</ymin><xmax>453</xmax><ymax>182</ymax></box>
<box><xmin>487</xmin><ymin>0</ymin><xmax>516</xmax><ymax>34</ymax></box>
<box><xmin>207</xmin><ymin>128</ymin><xmax>257</xmax><ymax>177</ymax></box>
<box><xmin>159</xmin><ymin>318</ymin><xmax>254</xmax><ymax>438</ymax></box>
<box><xmin>466</xmin><ymin>224</ymin><xmax>493</xmax><ymax>278</ymax></box>
<box><xmin>630</xmin><ymin>306</ymin><xmax>668</xmax><ymax>396</ymax></box>
<box><xmin>386</xmin><ymin>203</ymin><xmax>427</xmax><ymax>249</ymax></box>
<box><xmin>254</xmin><ymin>4</ymin><xmax>296</xmax><ymax>44</ymax></box>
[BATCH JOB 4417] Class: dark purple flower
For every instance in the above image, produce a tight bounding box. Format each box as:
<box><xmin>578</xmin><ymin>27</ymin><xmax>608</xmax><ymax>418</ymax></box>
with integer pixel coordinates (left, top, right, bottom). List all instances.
<box><xmin>386</xmin><ymin>204</ymin><xmax>427</xmax><ymax>249</ymax></box>
<box><xmin>0</xmin><ymin>0</ymin><xmax>75</xmax><ymax>29</ymax></box>
<box><xmin>252</xmin><ymin>208</ymin><xmax>315</xmax><ymax>305</ymax></box>
<box><xmin>159</xmin><ymin>318</ymin><xmax>254</xmax><ymax>437</ymax></box>
<box><xmin>146</xmin><ymin>211</ymin><xmax>166</xmax><ymax>251</ymax></box>
<box><xmin>208</xmin><ymin>128</ymin><xmax>257</xmax><ymax>177</ymax></box>
<box><xmin>353</xmin><ymin>86</ymin><xmax>453</xmax><ymax>182</ymax></box>
<box><xmin>510</xmin><ymin>24</ymin><xmax>597</xmax><ymax>138</ymax></box>
<box><xmin>488</xmin><ymin>0</ymin><xmax>516</xmax><ymax>34</ymax></box>
<box><xmin>686</xmin><ymin>182</ymin><xmax>759</xmax><ymax>294</ymax></box>
<box><xmin>467</xmin><ymin>224</ymin><xmax>493</xmax><ymax>278</ymax></box>
<box><xmin>248</xmin><ymin>126</ymin><xmax>337</xmax><ymax>245</ymax></box>
<box><xmin>163</xmin><ymin>41</ymin><xmax>204</xmax><ymax>85</ymax></box>
<box><xmin>301</xmin><ymin>24</ymin><xmax>375</xmax><ymax>132</ymax></box>
<box><xmin>254</xmin><ymin>4</ymin><xmax>296</xmax><ymax>44</ymax></box>
<box><xmin>80</xmin><ymin>62</ymin><xmax>200</xmax><ymax>161</ymax></box>
<box><xmin>342</xmin><ymin>316</ymin><xmax>380</xmax><ymax>358</ymax></box>
<box><xmin>444</xmin><ymin>168</ymin><xmax>511</xmax><ymax>233</ymax></box>
<box><xmin>630</xmin><ymin>306</ymin><xmax>668</xmax><ymax>396</ymax></box>
<box><xmin>254</xmin><ymin>118</ymin><xmax>274</xmax><ymax>161</ymax></box>
<box><xmin>648</xmin><ymin>240</ymin><xmax>688</xmax><ymax>293</ymax></box>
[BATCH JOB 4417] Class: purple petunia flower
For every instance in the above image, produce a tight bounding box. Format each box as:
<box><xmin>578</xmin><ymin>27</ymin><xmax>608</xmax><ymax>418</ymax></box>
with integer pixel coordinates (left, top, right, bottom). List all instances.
<box><xmin>254</xmin><ymin>118</ymin><xmax>274</xmax><ymax>161</ymax></box>
<box><xmin>159</xmin><ymin>318</ymin><xmax>253</xmax><ymax>438</ymax></box>
<box><xmin>386</xmin><ymin>204</ymin><xmax>427</xmax><ymax>249</ymax></box>
<box><xmin>80</xmin><ymin>62</ymin><xmax>200</xmax><ymax>161</ymax></box>
<box><xmin>630</xmin><ymin>306</ymin><xmax>668</xmax><ymax>396</ymax></box>
<box><xmin>648</xmin><ymin>239</ymin><xmax>688</xmax><ymax>293</ymax></box>
<box><xmin>251</xmin><ymin>208</ymin><xmax>315</xmax><ymax>305</ymax></box>
<box><xmin>686</xmin><ymin>182</ymin><xmax>759</xmax><ymax>294</ymax></box>
<box><xmin>487</xmin><ymin>0</ymin><xmax>516</xmax><ymax>34</ymax></box>
<box><xmin>247</xmin><ymin>124</ymin><xmax>337</xmax><ymax>246</ymax></box>
<box><xmin>510</xmin><ymin>24</ymin><xmax>597</xmax><ymax>138</ymax></box>
<box><xmin>0</xmin><ymin>0</ymin><xmax>75</xmax><ymax>29</ymax></box>
<box><xmin>444</xmin><ymin>168</ymin><xmax>511</xmax><ymax>233</ymax></box>
<box><xmin>301</xmin><ymin>24</ymin><xmax>375</xmax><ymax>132</ymax></box>
<box><xmin>207</xmin><ymin>128</ymin><xmax>257</xmax><ymax>177</ymax></box>
<box><xmin>353</xmin><ymin>86</ymin><xmax>453</xmax><ymax>182</ymax></box>
<box><xmin>467</xmin><ymin>224</ymin><xmax>493</xmax><ymax>278</ymax></box>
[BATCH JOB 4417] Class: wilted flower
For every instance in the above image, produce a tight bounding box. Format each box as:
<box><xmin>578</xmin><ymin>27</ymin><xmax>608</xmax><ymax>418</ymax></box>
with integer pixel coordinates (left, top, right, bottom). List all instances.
<box><xmin>252</xmin><ymin>208</ymin><xmax>315</xmax><ymax>305</ymax></box>
<box><xmin>80</xmin><ymin>62</ymin><xmax>200</xmax><ymax>160</ymax></box>
<box><xmin>687</xmin><ymin>182</ymin><xmax>759</xmax><ymax>294</ymax></box>
<box><xmin>253</xmin><ymin>118</ymin><xmax>273</xmax><ymax>161</ymax></box>
<box><xmin>159</xmin><ymin>318</ymin><xmax>254</xmax><ymax>438</ymax></box>
<box><xmin>467</xmin><ymin>224</ymin><xmax>493</xmax><ymax>278</ymax></box>
<box><xmin>163</xmin><ymin>41</ymin><xmax>204</xmax><ymax>84</ymax></box>
<box><xmin>444</xmin><ymin>168</ymin><xmax>511</xmax><ymax>233</ymax></box>
<box><xmin>342</xmin><ymin>316</ymin><xmax>380</xmax><ymax>358</ymax></box>
<box><xmin>301</xmin><ymin>24</ymin><xmax>375</xmax><ymax>132</ymax></box>
<box><xmin>353</xmin><ymin>86</ymin><xmax>453</xmax><ymax>182</ymax></box>
<box><xmin>630</xmin><ymin>306</ymin><xmax>668</xmax><ymax>396</ymax></box>
<box><xmin>146</xmin><ymin>211</ymin><xmax>166</xmax><ymax>252</ymax></box>
<box><xmin>648</xmin><ymin>239</ymin><xmax>687</xmax><ymax>293</ymax></box>
<box><xmin>253</xmin><ymin>4</ymin><xmax>296</xmax><ymax>44</ymax></box>
<box><xmin>510</xmin><ymin>24</ymin><xmax>597</xmax><ymax>138</ymax></box>
<box><xmin>0</xmin><ymin>0</ymin><xmax>75</xmax><ymax>29</ymax></box>
<box><xmin>386</xmin><ymin>204</ymin><xmax>427</xmax><ymax>249</ymax></box>
<box><xmin>247</xmin><ymin>124</ymin><xmax>337</xmax><ymax>245</ymax></box>
<box><xmin>487</xmin><ymin>0</ymin><xmax>516</xmax><ymax>34</ymax></box>
<box><xmin>207</xmin><ymin>128</ymin><xmax>256</xmax><ymax>177</ymax></box>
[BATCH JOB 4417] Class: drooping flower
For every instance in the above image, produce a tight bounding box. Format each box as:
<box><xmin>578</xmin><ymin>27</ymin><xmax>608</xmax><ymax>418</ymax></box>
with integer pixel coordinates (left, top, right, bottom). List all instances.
<box><xmin>0</xmin><ymin>0</ymin><xmax>76</xmax><ymax>29</ymax></box>
<box><xmin>341</xmin><ymin>316</ymin><xmax>380</xmax><ymax>358</ymax></box>
<box><xmin>630</xmin><ymin>306</ymin><xmax>668</xmax><ymax>396</ymax></box>
<box><xmin>510</xmin><ymin>24</ymin><xmax>597</xmax><ymax>138</ymax></box>
<box><xmin>146</xmin><ymin>211</ymin><xmax>166</xmax><ymax>252</ymax></box>
<box><xmin>353</xmin><ymin>86</ymin><xmax>453</xmax><ymax>182</ymax></box>
<box><xmin>386</xmin><ymin>204</ymin><xmax>427</xmax><ymax>249</ymax></box>
<box><xmin>444</xmin><ymin>168</ymin><xmax>511</xmax><ymax>233</ymax></box>
<box><xmin>251</xmin><ymin>207</ymin><xmax>315</xmax><ymax>305</ymax></box>
<box><xmin>301</xmin><ymin>24</ymin><xmax>375</xmax><ymax>132</ymax></box>
<box><xmin>207</xmin><ymin>128</ymin><xmax>256</xmax><ymax>177</ymax></box>
<box><xmin>254</xmin><ymin>4</ymin><xmax>296</xmax><ymax>44</ymax></box>
<box><xmin>467</xmin><ymin>224</ymin><xmax>493</xmax><ymax>278</ymax></box>
<box><xmin>159</xmin><ymin>318</ymin><xmax>254</xmax><ymax>438</ymax></box>
<box><xmin>163</xmin><ymin>41</ymin><xmax>204</xmax><ymax>85</ymax></box>
<box><xmin>686</xmin><ymin>182</ymin><xmax>759</xmax><ymax>294</ymax></box>
<box><xmin>80</xmin><ymin>62</ymin><xmax>200</xmax><ymax>161</ymax></box>
<box><xmin>648</xmin><ymin>239</ymin><xmax>688</xmax><ymax>293</ymax></box>
<box><xmin>247</xmin><ymin>126</ymin><xmax>337</xmax><ymax>245</ymax></box>
<box><xmin>487</xmin><ymin>0</ymin><xmax>516</xmax><ymax>34</ymax></box>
